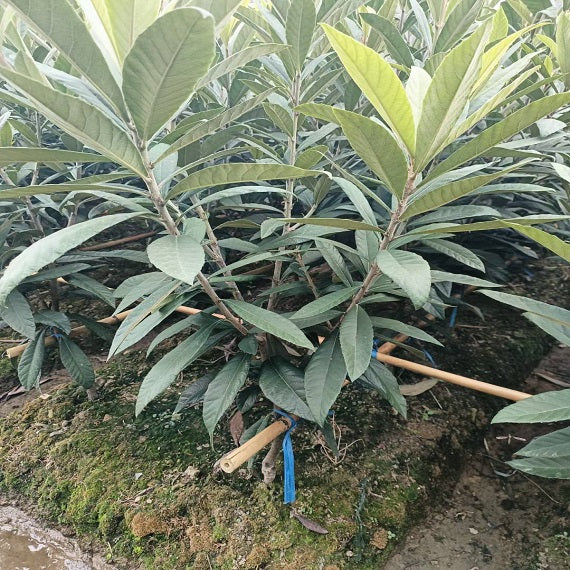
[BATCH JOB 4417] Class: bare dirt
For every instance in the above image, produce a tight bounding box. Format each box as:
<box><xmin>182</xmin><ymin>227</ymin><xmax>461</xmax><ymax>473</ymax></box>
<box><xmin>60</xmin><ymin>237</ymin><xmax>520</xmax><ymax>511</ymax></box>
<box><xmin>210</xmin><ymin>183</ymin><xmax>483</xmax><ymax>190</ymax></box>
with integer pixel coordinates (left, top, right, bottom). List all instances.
<box><xmin>385</xmin><ymin>345</ymin><xmax>570</xmax><ymax>570</ymax></box>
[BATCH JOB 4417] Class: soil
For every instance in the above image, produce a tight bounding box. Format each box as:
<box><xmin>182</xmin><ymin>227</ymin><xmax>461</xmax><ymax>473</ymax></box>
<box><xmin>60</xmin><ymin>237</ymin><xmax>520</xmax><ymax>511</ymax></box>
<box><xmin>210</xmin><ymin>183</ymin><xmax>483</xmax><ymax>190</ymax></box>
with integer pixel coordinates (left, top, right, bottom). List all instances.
<box><xmin>385</xmin><ymin>344</ymin><xmax>570</xmax><ymax>570</ymax></box>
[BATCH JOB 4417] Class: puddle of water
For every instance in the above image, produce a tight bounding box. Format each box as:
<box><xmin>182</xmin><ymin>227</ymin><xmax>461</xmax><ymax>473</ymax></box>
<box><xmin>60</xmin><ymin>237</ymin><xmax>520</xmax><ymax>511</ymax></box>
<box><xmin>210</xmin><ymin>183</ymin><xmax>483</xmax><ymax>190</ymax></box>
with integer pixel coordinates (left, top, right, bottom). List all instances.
<box><xmin>0</xmin><ymin>506</ymin><xmax>115</xmax><ymax>570</ymax></box>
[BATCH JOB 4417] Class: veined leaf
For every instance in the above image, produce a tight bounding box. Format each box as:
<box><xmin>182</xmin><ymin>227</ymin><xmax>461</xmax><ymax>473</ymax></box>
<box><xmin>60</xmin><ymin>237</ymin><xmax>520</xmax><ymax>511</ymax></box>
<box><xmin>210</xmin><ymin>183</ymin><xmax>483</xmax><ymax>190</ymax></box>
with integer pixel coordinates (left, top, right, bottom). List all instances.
<box><xmin>7</xmin><ymin>0</ymin><xmax>126</xmax><ymax>117</ymax></box>
<box><xmin>492</xmin><ymin>390</ymin><xmax>570</xmax><ymax>424</ymax></box>
<box><xmin>423</xmin><ymin>238</ymin><xmax>485</xmax><ymax>271</ymax></box>
<box><xmin>58</xmin><ymin>336</ymin><xmax>95</xmax><ymax>388</ymax></box>
<box><xmin>514</xmin><ymin>427</ymin><xmax>570</xmax><ymax>459</ymax></box>
<box><xmin>360</xmin><ymin>359</ymin><xmax>407</xmax><ymax>418</ymax></box>
<box><xmin>136</xmin><ymin>322</ymin><xmax>222</xmax><ymax>415</ymax></box>
<box><xmin>426</xmin><ymin>93</ymin><xmax>570</xmax><ymax>181</ymax></box>
<box><xmin>260</xmin><ymin>217</ymin><xmax>381</xmax><ymax>239</ymax></box>
<box><xmin>259</xmin><ymin>358</ymin><xmax>313</xmax><ymax>421</ymax></box>
<box><xmin>507</xmin><ymin>456</ymin><xmax>570</xmax><ymax>479</ymax></box>
<box><xmin>0</xmin><ymin>67</ymin><xmax>145</xmax><ymax>176</ymax></box>
<box><xmin>416</xmin><ymin>24</ymin><xmax>490</xmax><ymax>169</ymax></box>
<box><xmin>90</xmin><ymin>0</ymin><xmax>160</xmax><ymax>64</ymax></box>
<box><xmin>315</xmin><ymin>238</ymin><xmax>353</xmax><ymax>287</ymax></box>
<box><xmin>333</xmin><ymin>110</ymin><xmax>408</xmax><ymax>198</ymax></box>
<box><xmin>0</xmin><ymin>288</ymin><xmax>35</xmax><ymax>338</ymax></box>
<box><xmin>431</xmin><ymin>271</ymin><xmax>499</xmax><ymax>287</ymax></box>
<box><xmin>173</xmin><ymin>372</ymin><xmax>214</xmax><ymax>414</ymax></box>
<box><xmin>502</xmin><ymin>222</ymin><xmax>570</xmax><ymax>263</ymax></box>
<box><xmin>434</xmin><ymin>0</ymin><xmax>484</xmax><ymax>53</ymax></box>
<box><xmin>286</xmin><ymin>0</ymin><xmax>316</xmax><ymax>69</ymax></box>
<box><xmin>322</xmin><ymin>24</ymin><xmax>416</xmax><ymax>155</ymax></box>
<box><xmin>370</xmin><ymin>317</ymin><xmax>443</xmax><ymax>346</ymax></box>
<box><xmin>169</xmin><ymin>163</ymin><xmax>320</xmax><ymax>199</ymax></box>
<box><xmin>147</xmin><ymin>235</ymin><xmax>205</xmax><ymax>286</ymax></box>
<box><xmin>203</xmin><ymin>353</ymin><xmax>250</xmax><ymax>440</ymax></box>
<box><xmin>0</xmin><ymin>147</ymin><xmax>109</xmax><ymax>165</ymax></box>
<box><xmin>414</xmin><ymin>215</ymin><xmax>570</xmax><ymax>234</ymax></box>
<box><xmin>189</xmin><ymin>0</ymin><xmax>241</xmax><ymax>30</ymax></box>
<box><xmin>17</xmin><ymin>328</ymin><xmax>46</xmax><ymax>390</ymax></box>
<box><xmin>0</xmin><ymin>213</ymin><xmax>139</xmax><ymax>306</ymax></box>
<box><xmin>224</xmin><ymin>300</ymin><xmax>313</xmax><ymax>350</ymax></box>
<box><xmin>123</xmin><ymin>8</ymin><xmax>215</xmax><ymax>140</ymax></box>
<box><xmin>376</xmin><ymin>250</ymin><xmax>431</xmax><ymax>309</ymax></box>
<box><xmin>360</xmin><ymin>13</ymin><xmax>413</xmax><ymax>68</ymax></box>
<box><xmin>524</xmin><ymin>313</ymin><xmax>570</xmax><ymax>346</ymax></box>
<box><xmin>340</xmin><ymin>305</ymin><xmax>373</xmax><ymax>381</ymax></box>
<box><xmin>292</xmin><ymin>287</ymin><xmax>359</xmax><ymax>320</ymax></box>
<box><xmin>557</xmin><ymin>11</ymin><xmax>570</xmax><ymax>90</ymax></box>
<box><xmin>405</xmin><ymin>66</ymin><xmax>432</xmax><ymax>127</ymax></box>
<box><xmin>304</xmin><ymin>332</ymin><xmax>346</xmax><ymax>426</ymax></box>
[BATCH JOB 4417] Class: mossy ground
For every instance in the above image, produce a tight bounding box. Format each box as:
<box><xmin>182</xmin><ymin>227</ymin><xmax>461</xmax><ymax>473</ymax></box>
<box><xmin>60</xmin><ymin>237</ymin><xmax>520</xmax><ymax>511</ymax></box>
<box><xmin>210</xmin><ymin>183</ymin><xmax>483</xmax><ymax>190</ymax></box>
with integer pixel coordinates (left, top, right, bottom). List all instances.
<box><xmin>0</xmin><ymin>261</ymin><xmax>567</xmax><ymax>569</ymax></box>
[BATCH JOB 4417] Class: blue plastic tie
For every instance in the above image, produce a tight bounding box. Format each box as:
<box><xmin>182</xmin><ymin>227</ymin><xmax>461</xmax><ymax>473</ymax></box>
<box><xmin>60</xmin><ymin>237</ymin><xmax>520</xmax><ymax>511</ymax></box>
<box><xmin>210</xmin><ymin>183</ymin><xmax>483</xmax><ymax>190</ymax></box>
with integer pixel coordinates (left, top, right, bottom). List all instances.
<box><xmin>449</xmin><ymin>306</ymin><xmax>458</xmax><ymax>329</ymax></box>
<box><xmin>422</xmin><ymin>348</ymin><xmax>438</xmax><ymax>368</ymax></box>
<box><xmin>50</xmin><ymin>327</ymin><xmax>63</xmax><ymax>339</ymax></box>
<box><xmin>371</xmin><ymin>348</ymin><xmax>378</xmax><ymax>359</ymax></box>
<box><xmin>273</xmin><ymin>409</ymin><xmax>297</xmax><ymax>504</ymax></box>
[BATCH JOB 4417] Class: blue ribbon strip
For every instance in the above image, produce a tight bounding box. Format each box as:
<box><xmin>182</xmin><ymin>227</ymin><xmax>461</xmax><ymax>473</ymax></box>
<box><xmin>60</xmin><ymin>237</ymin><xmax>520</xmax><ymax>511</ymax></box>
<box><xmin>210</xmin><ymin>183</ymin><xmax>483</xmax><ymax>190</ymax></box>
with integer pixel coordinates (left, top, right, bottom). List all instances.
<box><xmin>273</xmin><ymin>409</ymin><xmax>297</xmax><ymax>504</ymax></box>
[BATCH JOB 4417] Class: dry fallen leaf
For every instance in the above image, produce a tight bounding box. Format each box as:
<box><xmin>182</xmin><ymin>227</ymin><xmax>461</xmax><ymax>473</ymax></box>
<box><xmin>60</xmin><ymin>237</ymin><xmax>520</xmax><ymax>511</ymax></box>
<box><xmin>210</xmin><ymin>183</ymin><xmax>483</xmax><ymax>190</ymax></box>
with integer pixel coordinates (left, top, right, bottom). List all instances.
<box><xmin>399</xmin><ymin>378</ymin><xmax>439</xmax><ymax>396</ymax></box>
<box><xmin>229</xmin><ymin>411</ymin><xmax>244</xmax><ymax>445</ymax></box>
<box><xmin>291</xmin><ymin>511</ymin><xmax>328</xmax><ymax>534</ymax></box>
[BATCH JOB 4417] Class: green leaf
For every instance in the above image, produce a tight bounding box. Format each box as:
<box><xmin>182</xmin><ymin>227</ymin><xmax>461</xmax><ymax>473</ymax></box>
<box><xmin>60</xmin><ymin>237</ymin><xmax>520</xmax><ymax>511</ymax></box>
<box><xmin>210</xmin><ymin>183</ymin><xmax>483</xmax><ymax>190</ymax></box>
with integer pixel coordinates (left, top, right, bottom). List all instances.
<box><xmin>370</xmin><ymin>317</ymin><xmax>443</xmax><ymax>346</ymax></box>
<box><xmin>136</xmin><ymin>322</ymin><xmax>221</xmax><ymax>415</ymax></box>
<box><xmin>58</xmin><ymin>336</ymin><xmax>95</xmax><ymax>388</ymax></box>
<box><xmin>431</xmin><ymin>271</ymin><xmax>499</xmax><ymax>288</ymax></box>
<box><xmin>173</xmin><ymin>372</ymin><xmax>214</xmax><ymax>415</ymax></box>
<box><xmin>506</xmin><ymin>456</ymin><xmax>570</xmax><ymax>479</ymax></box>
<box><xmin>416</xmin><ymin>24</ymin><xmax>490</xmax><ymax>169</ymax></box>
<box><xmin>360</xmin><ymin>13</ymin><xmax>413</xmax><ymax>68</ymax></box>
<box><xmin>0</xmin><ymin>213</ymin><xmax>139</xmax><ymax>306</ymax></box>
<box><xmin>0</xmin><ymin>289</ymin><xmax>35</xmax><ymax>338</ymax></box>
<box><xmin>260</xmin><ymin>217</ymin><xmax>381</xmax><ymax>239</ymax></box>
<box><xmin>360</xmin><ymin>359</ymin><xmax>407</xmax><ymax>418</ymax></box>
<box><xmin>376</xmin><ymin>250</ymin><xmax>431</xmax><ymax>309</ymax></box>
<box><xmin>340</xmin><ymin>305</ymin><xmax>373</xmax><ymax>381</ymax></box>
<box><xmin>315</xmin><ymin>238</ymin><xmax>353</xmax><ymax>287</ymax></box>
<box><xmin>433</xmin><ymin>0</ymin><xmax>484</xmax><ymax>53</ymax></box>
<box><xmin>515</xmin><ymin>427</ymin><xmax>570</xmax><ymax>459</ymax></box>
<box><xmin>189</xmin><ymin>0</ymin><xmax>241</xmax><ymax>29</ymax></box>
<box><xmin>493</xmin><ymin>389</ymin><xmax>570</xmax><ymax>424</ymax></box>
<box><xmin>0</xmin><ymin>67</ymin><xmax>145</xmax><ymax>176</ymax></box>
<box><xmin>403</xmin><ymin>163</ymin><xmax>530</xmax><ymax>219</ymax></box>
<box><xmin>224</xmin><ymin>300</ymin><xmax>313</xmax><ymax>350</ymax></box>
<box><xmin>91</xmin><ymin>0</ymin><xmax>161</xmax><ymax>64</ymax></box>
<box><xmin>147</xmin><ymin>235</ymin><xmax>205</xmax><ymax>286</ymax></box>
<box><xmin>501</xmin><ymin>222</ymin><xmax>570</xmax><ymax>263</ymax></box>
<box><xmin>286</xmin><ymin>0</ymin><xmax>316</xmax><ymax>69</ymax></box>
<box><xmin>17</xmin><ymin>329</ymin><xmax>46</xmax><ymax>390</ymax></box>
<box><xmin>291</xmin><ymin>287</ymin><xmax>359</xmax><ymax>320</ymax></box>
<box><xmin>557</xmin><ymin>11</ymin><xmax>570</xmax><ymax>90</ymax></box>
<box><xmin>7</xmin><ymin>0</ymin><xmax>127</xmax><ymax>117</ymax></box>
<box><xmin>426</xmin><ymin>93</ymin><xmax>570</xmax><ymax>181</ymax></box>
<box><xmin>66</xmin><ymin>274</ymin><xmax>115</xmax><ymax>307</ymax></box>
<box><xmin>423</xmin><ymin>238</ymin><xmax>485</xmax><ymax>271</ymax></box>
<box><xmin>169</xmin><ymin>163</ymin><xmax>320</xmax><ymax>198</ymax></box>
<box><xmin>524</xmin><ymin>313</ymin><xmax>570</xmax><ymax>346</ymax></box>
<box><xmin>304</xmin><ymin>332</ymin><xmax>347</xmax><ymax>425</ymax></box>
<box><xmin>203</xmin><ymin>353</ymin><xmax>250</xmax><ymax>441</ymax></box>
<box><xmin>0</xmin><ymin>147</ymin><xmax>109</xmax><ymax>165</ymax></box>
<box><xmin>34</xmin><ymin>311</ymin><xmax>71</xmax><ymax>335</ymax></box>
<box><xmin>123</xmin><ymin>8</ymin><xmax>215</xmax><ymax>140</ymax></box>
<box><xmin>405</xmin><ymin>66</ymin><xmax>432</xmax><ymax>127</ymax></box>
<box><xmin>332</xmin><ymin>110</ymin><xmax>408</xmax><ymax>198</ymax></box>
<box><xmin>259</xmin><ymin>358</ymin><xmax>313</xmax><ymax>421</ymax></box>
<box><xmin>322</xmin><ymin>24</ymin><xmax>416</xmax><ymax>155</ymax></box>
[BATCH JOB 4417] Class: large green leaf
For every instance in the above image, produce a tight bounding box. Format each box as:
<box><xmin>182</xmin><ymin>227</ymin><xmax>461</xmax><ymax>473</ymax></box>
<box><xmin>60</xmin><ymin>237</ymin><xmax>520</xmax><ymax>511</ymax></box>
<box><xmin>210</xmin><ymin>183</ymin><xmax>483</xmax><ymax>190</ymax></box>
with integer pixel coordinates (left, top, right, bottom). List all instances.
<box><xmin>506</xmin><ymin>456</ymin><xmax>570</xmax><ymax>479</ymax></box>
<box><xmin>189</xmin><ymin>0</ymin><xmax>241</xmax><ymax>29</ymax></box>
<box><xmin>122</xmin><ymin>8</ymin><xmax>215</xmax><ymax>140</ymax></box>
<box><xmin>426</xmin><ymin>93</ymin><xmax>570</xmax><ymax>181</ymax></box>
<box><xmin>403</xmin><ymin>163</ymin><xmax>529</xmax><ymax>219</ymax></box>
<box><xmin>91</xmin><ymin>0</ymin><xmax>160</xmax><ymax>64</ymax></box>
<box><xmin>370</xmin><ymin>317</ymin><xmax>443</xmax><ymax>346</ymax></box>
<box><xmin>147</xmin><ymin>235</ymin><xmax>205</xmax><ymax>286</ymax></box>
<box><xmin>168</xmin><ymin>163</ymin><xmax>320</xmax><ymax>198</ymax></box>
<box><xmin>515</xmin><ymin>427</ymin><xmax>570</xmax><ymax>459</ymax></box>
<box><xmin>434</xmin><ymin>0</ymin><xmax>484</xmax><ymax>53</ymax></box>
<box><xmin>422</xmin><ymin>238</ymin><xmax>485</xmax><ymax>271</ymax></box>
<box><xmin>17</xmin><ymin>329</ymin><xmax>46</xmax><ymax>390</ymax></box>
<box><xmin>333</xmin><ymin>110</ymin><xmax>408</xmax><ymax>198</ymax></box>
<box><xmin>202</xmin><ymin>353</ymin><xmax>250</xmax><ymax>440</ymax></box>
<box><xmin>259</xmin><ymin>358</ymin><xmax>313</xmax><ymax>421</ymax></box>
<box><xmin>339</xmin><ymin>305</ymin><xmax>373</xmax><ymax>381</ymax></box>
<box><xmin>0</xmin><ymin>213</ymin><xmax>139</xmax><ymax>306</ymax></box>
<box><xmin>376</xmin><ymin>250</ymin><xmax>431</xmax><ymax>309</ymax></box>
<box><xmin>360</xmin><ymin>13</ymin><xmax>413</xmax><ymax>68</ymax></box>
<box><xmin>502</xmin><ymin>222</ymin><xmax>570</xmax><ymax>263</ymax></box>
<box><xmin>322</xmin><ymin>24</ymin><xmax>416</xmax><ymax>155</ymax></box>
<box><xmin>557</xmin><ymin>11</ymin><xmax>570</xmax><ymax>90</ymax></box>
<box><xmin>291</xmin><ymin>287</ymin><xmax>359</xmax><ymax>320</ymax></box>
<box><xmin>286</xmin><ymin>0</ymin><xmax>316</xmax><ymax>69</ymax></box>
<box><xmin>58</xmin><ymin>336</ymin><xmax>95</xmax><ymax>388</ymax></box>
<box><xmin>304</xmin><ymin>332</ymin><xmax>346</xmax><ymax>426</ymax></box>
<box><xmin>416</xmin><ymin>24</ymin><xmax>490</xmax><ymax>169</ymax></box>
<box><xmin>0</xmin><ymin>67</ymin><xmax>145</xmax><ymax>176</ymax></box>
<box><xmin>0</xmin><ymin>289</ymin><xmax>35</xmax><ymax>339</ymax></box>
<box><xmin>7</xmin><ymin>0</ymin><xmax>126</xmax><ymax>117</ymax></box>
<box><xmin>136</xmin><ymin>322</ymin><xmax>221</xmax><ymax>415</ymax></box>
<box><xmin>0</xmin><ymin>147</ymin><xmax>109</xmax><ymax>165</ymax></box>
<box><xmin>359</xmin><ymin>359</ymin><xmax>407</xmax><ymax>418</ymax></box>
<box><xmin>224</xmin><ymin>300</ymin><xmax>313</xmax><ymax>350</ymax></box>
<box><xmin>260</xmin><ymin>217</ymin><xmax>381</xmax><ymax>239</ymax></box>
<box><xmin>492</xmin><ymin>390</ymin><xmax>570</xmax><ymax>424</ymax></box>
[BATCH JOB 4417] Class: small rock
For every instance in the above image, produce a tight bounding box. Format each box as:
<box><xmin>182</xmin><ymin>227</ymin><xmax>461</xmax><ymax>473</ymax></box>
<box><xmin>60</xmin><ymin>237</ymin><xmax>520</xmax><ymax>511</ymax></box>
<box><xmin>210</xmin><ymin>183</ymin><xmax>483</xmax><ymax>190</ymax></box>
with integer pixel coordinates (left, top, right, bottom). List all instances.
<box><xmin>469</xmin><ymin>527</ymin><xmax>479</xmax><ymax>535</ymax></box>
<box><xmin>102</xmin><ymin>414</ymin><xmax>113</xmax><ymax>422</ymax></box>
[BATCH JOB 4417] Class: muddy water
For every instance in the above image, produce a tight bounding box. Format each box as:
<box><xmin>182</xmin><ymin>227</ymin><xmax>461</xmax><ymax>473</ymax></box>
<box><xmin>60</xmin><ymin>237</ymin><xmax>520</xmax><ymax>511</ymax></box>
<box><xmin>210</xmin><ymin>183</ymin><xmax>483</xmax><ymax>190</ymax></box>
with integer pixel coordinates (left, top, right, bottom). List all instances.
<box><xmin>0</xmin><ymin>506</ymin><xmax>115</xmax><ymax>570</ymax></box>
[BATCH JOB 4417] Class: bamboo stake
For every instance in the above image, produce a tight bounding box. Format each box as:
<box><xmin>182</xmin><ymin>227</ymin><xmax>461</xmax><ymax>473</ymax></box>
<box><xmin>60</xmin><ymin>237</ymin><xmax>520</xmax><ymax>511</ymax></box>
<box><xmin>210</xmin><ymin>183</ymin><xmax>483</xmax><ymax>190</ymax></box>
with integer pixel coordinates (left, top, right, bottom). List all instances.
<box><xmin>79</xmin><ymin>230</ymin><xmax>158</xmax><ymax>251</ymax></box>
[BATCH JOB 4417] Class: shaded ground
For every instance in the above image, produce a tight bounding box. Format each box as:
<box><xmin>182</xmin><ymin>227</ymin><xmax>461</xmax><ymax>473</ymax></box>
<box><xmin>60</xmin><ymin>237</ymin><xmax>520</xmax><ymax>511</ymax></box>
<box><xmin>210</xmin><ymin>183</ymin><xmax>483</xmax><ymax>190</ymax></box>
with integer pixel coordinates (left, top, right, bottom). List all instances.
<box><xmin>385</xmin><ymin>344</ymin><xmax>570</xmax><ymax>570</ymax></box>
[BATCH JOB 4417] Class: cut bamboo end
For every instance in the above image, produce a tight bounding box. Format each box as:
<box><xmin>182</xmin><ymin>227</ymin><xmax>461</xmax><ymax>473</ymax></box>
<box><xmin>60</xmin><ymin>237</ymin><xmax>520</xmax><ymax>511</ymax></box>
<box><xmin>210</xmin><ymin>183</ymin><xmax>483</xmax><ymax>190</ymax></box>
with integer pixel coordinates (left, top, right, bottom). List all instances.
<box><xmin>219</xmin><ymin>418</ymin><xmax>291</xmax><ymax>473</ymax></box>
